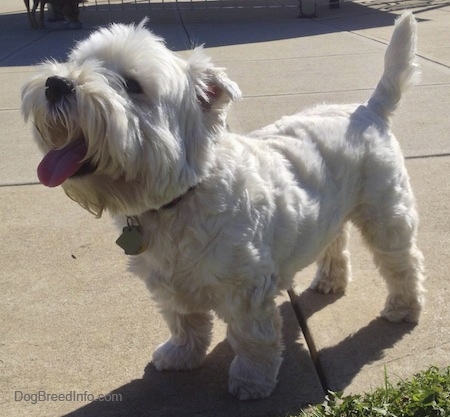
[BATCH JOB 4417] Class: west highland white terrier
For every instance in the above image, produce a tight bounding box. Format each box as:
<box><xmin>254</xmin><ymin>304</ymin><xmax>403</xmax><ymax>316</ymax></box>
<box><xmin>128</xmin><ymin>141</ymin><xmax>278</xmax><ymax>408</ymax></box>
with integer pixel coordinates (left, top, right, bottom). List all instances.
<box><xmin>22</xmin><ymin>13</ymin><xmax>425</xmax><ymax>399</ymax></box>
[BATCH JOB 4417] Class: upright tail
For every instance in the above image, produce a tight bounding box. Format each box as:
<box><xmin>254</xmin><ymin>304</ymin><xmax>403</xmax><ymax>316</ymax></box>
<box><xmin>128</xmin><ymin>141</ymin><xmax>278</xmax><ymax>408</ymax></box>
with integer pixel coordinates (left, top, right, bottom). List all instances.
<box><xmin>367</xmin><ymin>12</ymin><xmax>420</xmax><ymax>124</ymax></box>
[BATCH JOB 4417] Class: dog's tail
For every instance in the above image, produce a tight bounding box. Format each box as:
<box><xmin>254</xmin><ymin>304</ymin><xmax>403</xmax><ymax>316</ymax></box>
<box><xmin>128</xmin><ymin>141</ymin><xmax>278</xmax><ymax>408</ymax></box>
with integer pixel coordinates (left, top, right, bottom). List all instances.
<box><xmin>367</xmin><ymin>12</ymin><xmax>420</xmax><ymax>124</ymax></box>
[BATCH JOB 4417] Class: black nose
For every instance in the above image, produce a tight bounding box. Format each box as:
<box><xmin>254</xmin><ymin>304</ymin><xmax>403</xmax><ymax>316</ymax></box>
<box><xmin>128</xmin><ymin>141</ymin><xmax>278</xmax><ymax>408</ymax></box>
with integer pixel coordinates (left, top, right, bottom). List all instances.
<box><xmin>45</xmin><ymin>76</ymin><xmax>74</xmax><ymax>103</ymax></box>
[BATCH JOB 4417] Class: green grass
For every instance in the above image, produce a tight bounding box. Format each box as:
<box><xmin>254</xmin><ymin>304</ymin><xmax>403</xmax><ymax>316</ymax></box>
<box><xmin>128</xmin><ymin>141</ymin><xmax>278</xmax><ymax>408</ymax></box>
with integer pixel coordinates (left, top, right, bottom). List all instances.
<box><xmin>300</xmin><ymin>366</ymin><xmax>450</xmax><ymax>417</ymax></box>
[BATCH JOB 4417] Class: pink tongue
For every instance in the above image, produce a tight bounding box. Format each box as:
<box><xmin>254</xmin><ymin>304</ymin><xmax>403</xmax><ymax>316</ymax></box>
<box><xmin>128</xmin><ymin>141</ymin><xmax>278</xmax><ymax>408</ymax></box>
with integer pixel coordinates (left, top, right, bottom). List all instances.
<box><xmin>37</xmin><ymin>137</ymin><xmax>88</xmax><ymax>187</ymax></box>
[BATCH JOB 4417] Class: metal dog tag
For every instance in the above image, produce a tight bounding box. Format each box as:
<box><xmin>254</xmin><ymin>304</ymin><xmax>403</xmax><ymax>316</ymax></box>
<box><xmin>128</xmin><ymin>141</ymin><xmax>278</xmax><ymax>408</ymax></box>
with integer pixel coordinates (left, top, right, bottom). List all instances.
<box><xmin>116</xmin><ymin>217</ymin><xmax>146</xmax><ymax>256</ymax></box>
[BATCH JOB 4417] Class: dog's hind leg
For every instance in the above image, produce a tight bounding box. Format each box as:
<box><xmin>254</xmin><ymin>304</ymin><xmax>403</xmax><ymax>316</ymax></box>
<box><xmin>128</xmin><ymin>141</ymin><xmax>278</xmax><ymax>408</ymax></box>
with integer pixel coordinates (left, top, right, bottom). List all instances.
<box><xmin>310</xmin><ymin>223</ymin><xmax>352</xmax><ymax>294</ymax></box>
<box><xmin>354</xmin><ymin>181</ymin><xmax>425</xmax><ymax>323</ymax></box>
<box><xmin>372</xmin><ymin>242</ymin><xmax>425</xmax><ymax>323</ymax></box>
<box><xmin>152</xmin><ymin>310</ymin><xmax>213</xmax><ymax>371</ymax></box>
<box><xmin>225</xmin><ymin>295</ymin><xmax>283</xmax><ymax>400</ymax></box>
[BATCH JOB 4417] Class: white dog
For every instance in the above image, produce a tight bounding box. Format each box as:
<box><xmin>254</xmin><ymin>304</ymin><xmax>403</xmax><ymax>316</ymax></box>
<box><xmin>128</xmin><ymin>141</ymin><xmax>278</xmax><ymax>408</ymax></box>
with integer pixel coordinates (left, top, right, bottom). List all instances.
<box><xmin>22</xmin><ymin>13</ymin><xmax>425</xmax><ymax>399</ymax></box>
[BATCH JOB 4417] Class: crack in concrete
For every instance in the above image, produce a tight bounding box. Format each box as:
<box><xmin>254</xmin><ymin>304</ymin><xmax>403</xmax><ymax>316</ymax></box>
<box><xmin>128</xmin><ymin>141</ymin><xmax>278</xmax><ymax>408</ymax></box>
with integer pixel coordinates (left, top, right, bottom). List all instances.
<box><xmin>287</xmin><ymin>288</ymin><xmax>329</xmax><ymax>393</ymax></box>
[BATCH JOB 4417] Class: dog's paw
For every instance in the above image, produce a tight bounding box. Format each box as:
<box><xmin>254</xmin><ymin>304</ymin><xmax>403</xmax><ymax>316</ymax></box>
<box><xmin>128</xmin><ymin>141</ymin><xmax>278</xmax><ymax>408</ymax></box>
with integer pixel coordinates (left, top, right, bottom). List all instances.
<box><xmin>310</xmin><ymin>271</ymin><xmax>348</xmax><ymax>294</ymax></box>
<box><xmin>228</xmin><ymin>356</ymin><xmax>277</xmax><ymax>400</ymax></box>
<box><xmin>228</xmin><ymin>377</ymin><xmax>275</xmax><ymax>400</ymax></box>
<box><xmin>152</xmin><ymin>339</ymin><xmax>205</xmax><ymax>371</ymax></box>
<box><xmin>380</xmin><ymin>295</ymin><xmax>423</xmax><ymax>323</ymax></box>
<box><xmin>310</xmin><ymin>260</ymin><xmax>350</xmax><ymax>294</ymax></box>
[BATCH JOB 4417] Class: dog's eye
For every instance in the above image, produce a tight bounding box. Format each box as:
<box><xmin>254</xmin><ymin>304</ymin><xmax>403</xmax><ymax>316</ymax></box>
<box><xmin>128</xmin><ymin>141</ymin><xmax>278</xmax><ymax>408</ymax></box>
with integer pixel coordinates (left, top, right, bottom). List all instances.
<box><xmin>124</xmin><ymin>78</ymin><xmax>143</xmax><ymax>94</ymax></box>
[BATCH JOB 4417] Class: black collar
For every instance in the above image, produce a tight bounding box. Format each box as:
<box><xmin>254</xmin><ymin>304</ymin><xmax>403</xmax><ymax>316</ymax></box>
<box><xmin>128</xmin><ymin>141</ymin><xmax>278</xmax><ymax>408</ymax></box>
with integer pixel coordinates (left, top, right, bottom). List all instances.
<box><xmin>117</xmin><ymin>186</ymin><xmax>197</xmax><ymax>255</ymax></box>
<box><xmin>152</xmin><ymin>186</ymin><xmax>196</xmax><ymax>212</ymax></box>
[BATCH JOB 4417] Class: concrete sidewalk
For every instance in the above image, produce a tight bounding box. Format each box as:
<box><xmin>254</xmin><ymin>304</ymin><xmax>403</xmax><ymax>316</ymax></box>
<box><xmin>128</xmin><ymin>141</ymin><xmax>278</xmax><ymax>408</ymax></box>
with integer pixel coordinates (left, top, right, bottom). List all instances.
<box><xmin>1</xmin><ymin>0</ymin><xmax>449</xmax><ymax>416</ymax></box>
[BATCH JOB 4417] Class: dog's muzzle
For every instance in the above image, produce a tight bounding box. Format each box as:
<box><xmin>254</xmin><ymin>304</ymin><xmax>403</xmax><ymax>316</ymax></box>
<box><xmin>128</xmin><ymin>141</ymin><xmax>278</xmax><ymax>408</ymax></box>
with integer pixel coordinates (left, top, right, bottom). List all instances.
<box><xmin>45</xmin><ymin>76</ymin><xmax>74</xmax><ymax>104</ymax></box>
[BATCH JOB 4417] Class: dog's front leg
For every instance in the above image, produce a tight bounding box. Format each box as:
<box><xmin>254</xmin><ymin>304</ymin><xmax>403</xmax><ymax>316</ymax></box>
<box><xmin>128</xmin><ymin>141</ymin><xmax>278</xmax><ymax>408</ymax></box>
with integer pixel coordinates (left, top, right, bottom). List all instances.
<box><xmin>225</xmin><ymin>298</ymin><xmax>283</xmax><ymax>400</ymax></box>
<box><xmin>152</xmin><ymin>310</ymin><xmax>213</xmax><ymax>371</ymax></box>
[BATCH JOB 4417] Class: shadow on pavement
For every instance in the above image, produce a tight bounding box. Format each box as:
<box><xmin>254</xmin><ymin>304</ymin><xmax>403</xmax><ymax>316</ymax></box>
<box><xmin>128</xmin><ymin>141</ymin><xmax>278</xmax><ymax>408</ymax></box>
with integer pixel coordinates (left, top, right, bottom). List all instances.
<box><xmin>1</xmin><ymin>0</ymin><xmax>441</xmax><ymax>67</ymax></box>
<box><xmin>294</xmin><ymin>289</ymin><xmax>416</xmax><ymax>392</ymax></box>
<box><xmin>61</xmin><ymin>301</ymin><xmax>324</xmax><ymax>417</ymax></box>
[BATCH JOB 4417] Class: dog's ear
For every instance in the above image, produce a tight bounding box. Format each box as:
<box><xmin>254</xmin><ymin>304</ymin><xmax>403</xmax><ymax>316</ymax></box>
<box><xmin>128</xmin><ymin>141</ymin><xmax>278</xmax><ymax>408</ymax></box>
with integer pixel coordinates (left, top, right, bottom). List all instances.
<box><xmin>187</xmin><ymin>47</ymin><xmax>241</xmax><ymax>114</ymax></box>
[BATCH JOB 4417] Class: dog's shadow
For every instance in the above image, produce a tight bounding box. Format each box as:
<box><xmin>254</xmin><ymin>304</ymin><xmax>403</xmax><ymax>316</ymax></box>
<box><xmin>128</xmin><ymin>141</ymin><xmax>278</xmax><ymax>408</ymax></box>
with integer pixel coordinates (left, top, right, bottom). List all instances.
<box><xmin>293</xmin><ymin>288</ymin><xmax>417</xmax><ymax>392</ymax></box>
<box><xmin>60</xmin><ymin>292</ymin><xmax>415</xmax><ymax>416</ymax></box>
<box><xmin>61</xmin><ymin>302</ymin><xmax>322</xmax><ymax>417</ymax></box>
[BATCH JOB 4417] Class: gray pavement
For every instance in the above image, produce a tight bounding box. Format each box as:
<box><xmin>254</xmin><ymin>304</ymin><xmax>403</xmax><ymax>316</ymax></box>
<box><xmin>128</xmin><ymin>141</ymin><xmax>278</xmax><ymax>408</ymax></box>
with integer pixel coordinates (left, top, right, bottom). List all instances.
<box><xmin>1</xmin><ymin>0</ymin><xmax>449</xmax><ymax>416</ymax></box>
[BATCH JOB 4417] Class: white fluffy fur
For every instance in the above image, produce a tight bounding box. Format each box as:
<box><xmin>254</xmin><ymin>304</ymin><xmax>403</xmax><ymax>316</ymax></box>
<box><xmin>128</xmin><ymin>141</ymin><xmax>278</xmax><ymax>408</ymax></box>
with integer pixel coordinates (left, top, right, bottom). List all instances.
<box><xmin>22</xmin><ymin>13</ymin><xmax>425</xmax><ymax>399</ymax></box>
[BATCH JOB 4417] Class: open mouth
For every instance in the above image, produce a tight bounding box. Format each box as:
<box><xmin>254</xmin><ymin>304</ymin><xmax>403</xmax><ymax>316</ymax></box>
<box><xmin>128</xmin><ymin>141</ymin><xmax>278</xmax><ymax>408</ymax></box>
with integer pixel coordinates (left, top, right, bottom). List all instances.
<box><xmin>37</xmin><ymin>137</ymin><xmax>95</xmax><ymax>187</ymax></box>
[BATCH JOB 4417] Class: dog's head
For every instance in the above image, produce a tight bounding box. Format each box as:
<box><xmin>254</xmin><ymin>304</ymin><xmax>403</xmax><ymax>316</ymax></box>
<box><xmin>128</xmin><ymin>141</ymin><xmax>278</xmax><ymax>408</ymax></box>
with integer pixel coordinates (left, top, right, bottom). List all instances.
<box><xmin>21</xmin><ymin>20</ymin><xmax>241</xmax><ymax>217</ymax></box>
